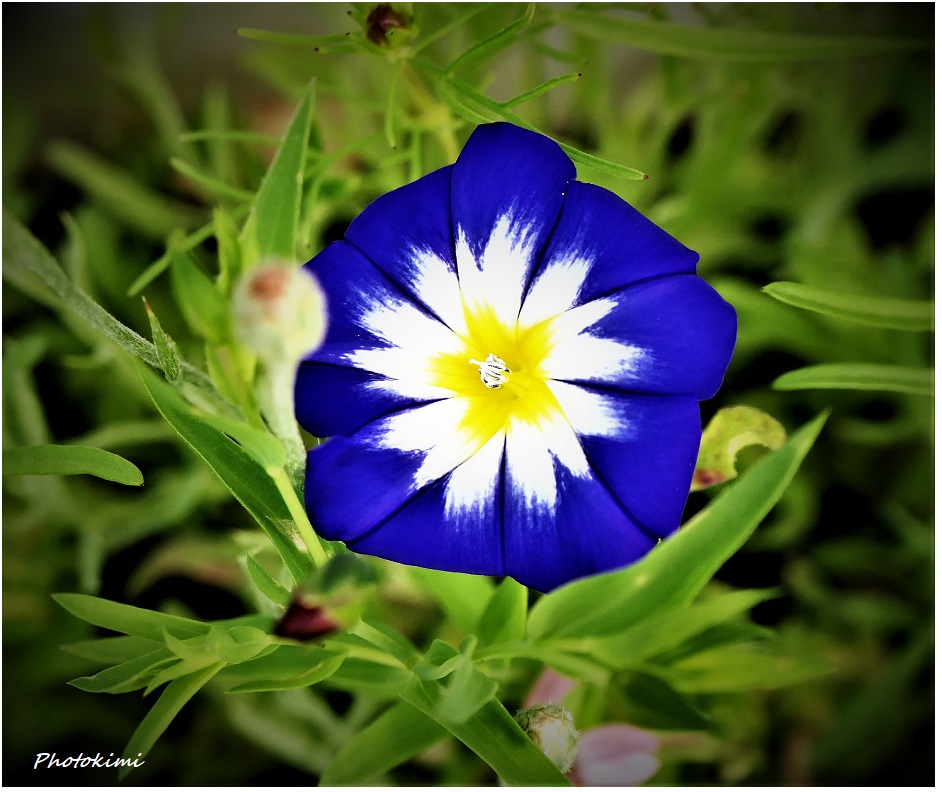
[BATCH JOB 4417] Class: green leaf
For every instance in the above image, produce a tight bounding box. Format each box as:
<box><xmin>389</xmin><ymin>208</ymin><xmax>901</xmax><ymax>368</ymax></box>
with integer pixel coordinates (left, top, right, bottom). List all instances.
<box><xmin>62</xmin><ymin>635</ymin><xmax>164</xmax><ymax>664</ymax></box>
<box><xmin>763</xmin><ymin>281</ymin><xmax>934</xmax><ymax>331</ymax></box>
<box><xmin>566</xmin><ymin>588</ymin><xmax>780</xmax><ymax>669</ymax></box>
<box><xmin>618</xmin><ymin>672</ymin><xmax>713</xmax><ymax>731</ymax></box>
<box><xmin>503</xmin><ymin>71</ymin><xmax>582</xmax><ymax>109</ymax></box>
<box><xmin>773</xmin><ymin>364</ymin><xmax>933</xmax><ymax>396</ymax></box>
<box><xmin>45</xmin><ymin>140</ymin><xmax>201</xmax><ymax>240</ymax></box>
<box><xmin>664</xmin><ymin>642</ymin><xmax>832</xmax><ymax>693</ymax></box>
<box><xmin>445</xmin><ymin>3</ymin><xmax>536</xmax><ymax>76</ymax></box>
<box><xmin>245</xmin><ymin>555</ymin><xmax>292</xmax><ymax>607</ymax></box>
<box><xmin>136</xmin><ymin>362</ymin><xmax>315</xmax><ymax>584</ymax></box>
<box><xmin>400</xmin><ymin>678</ymin><xmax>569</xmax><ymax>785</ymax></box>
<box><xmin>68</xmin><ymin>648</ymin><xmax>175</xmax><ymax>694</ymax></box>
<box><xmin>692</xmin><ymin>406</ymin><xmax>787</xmax><ymax>491</ymax></box>
<box><xmin>214</xmin><ymin>206</ymin><xmax>243</xmax><ymax>292</ymax></box>
<box><xmin>53</xmin><ymin>593</ymin><xmax>209</xmax><ymax>642</ymax></box>
<box><xmin>169</xmin><ymin>243</ymin><xmax>230</xmax><ymax>343</ymax></box>
<box><xmin>554</xmin><ymin>10</ymin><xmax>930</xmax><ymax>61</ymax></box>
<box><xmin>198</xmin><ymin>412</ymin><xmax>287</xmax><ymax>470</ymax></box>
<box><xmin>120</xmin><ymin>662</ymin><xmax>226</xmax><ymax>779</ymax></box>
<box><xmin>226</xmin><ymin>653</ymin><xmax>345</xmax><ymax>693</ymax></box>
<box><xmin>220</xmin><ymin>644</ymin><xmax>341</xmax><ymax>685</ymax></box>
<box><xmin>3</xmin><ymin>444</ymin><xmax>143</xmax><ymax>486</ymax></box>
<box><xmin>240</xmin><ymin>82</ymin><xmax>314</xmax><ymax>263</ymax></box>
<box><xmin>236</xmin><ymin>29</ymin><xmax>360</xmax><ymax>52</ymax></box>
<box><xmin>321</xmin><ymin>702</ymin><xmax>448</xmax><ymax>785</ymax></box>
<box><xmin>528</xmin><ymin>413</ymin><xmax>827</xmax><ymax>640</ymax></box>
<box><xmin>477</xmin><ymin>577</ymin><xmax>528</xmax><ymax>647</ymax></box>
<box><xmin>143</xmin><ymin>299</ymin><xmax>181</xmax><ymax>383</ymax></box>
<box><xmin>2</xmin><ymin>212</ymin><xmax>232</xmax><ymax>413</ymax></box>
<box><xmin>169</xmin><ymin>156</ymin><xmax>254</xmax><ymax>202</ymax></box>
<box><xmin>410</xmin><ymin>567</ymin><xmax>495</xmax><ymax>633</ymax></box>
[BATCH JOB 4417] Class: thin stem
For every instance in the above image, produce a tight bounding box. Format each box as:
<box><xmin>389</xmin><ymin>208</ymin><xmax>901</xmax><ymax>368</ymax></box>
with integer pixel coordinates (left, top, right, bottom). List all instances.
<box><xmin>269</xmin><ymin>465</ymin><xmax>329</xmax><ymax>568</ymax></box>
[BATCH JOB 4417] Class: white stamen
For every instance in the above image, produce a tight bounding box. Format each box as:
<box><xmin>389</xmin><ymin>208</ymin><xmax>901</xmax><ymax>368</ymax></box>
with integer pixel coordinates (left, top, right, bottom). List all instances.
<box><xmin>470</xmin><ymin>353</ymin><xmax>510</xmax><ymax>389</ymax></box>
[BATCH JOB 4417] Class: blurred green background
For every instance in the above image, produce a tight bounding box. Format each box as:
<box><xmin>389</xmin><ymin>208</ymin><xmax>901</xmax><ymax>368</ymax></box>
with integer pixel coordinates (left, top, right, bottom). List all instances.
<box><xmin>3</xmin><ymin>3</ymin><xmax>933</xmax><ymax>785</ymax></box>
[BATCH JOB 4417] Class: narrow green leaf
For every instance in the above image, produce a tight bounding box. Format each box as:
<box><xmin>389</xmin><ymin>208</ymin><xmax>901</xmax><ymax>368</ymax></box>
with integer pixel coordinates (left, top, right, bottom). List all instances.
<box><xmin>665</xmin><ymin>643</ymin><xmax>832</xmax><ymax>693</ymax></box>
<box><xmin>45</xmin><ymin>140</ymin><xmax>200</xmax><ymax>240</ymax></box>
<box><xmin>321</xmin><ymin>702</ymin><xmax>448</xmax><ymax>785</ymax></box>
<box><xmin>763</xmin><ymin>281</ymin><xmax>933</xmax><ymax>331</ymax></box>
<box><xmin>245</xmin><ymin>555</ymin><xmax>292</xmax><ymax>607</ymax></box>
<box><xmin>169</xmin><ymin>243</ymin><xmax>230</xmax><ymax>343</ymax></box>
<box><xmin>126</xmin><ymin>220</ymin><xmax>218</xmax><ymax>297</ymax></box>
<box><xmin>53</xmin><ymin>593</ymin><xmax>209</xmax><ymax>642</ymax></box>
<box><xmin>400</xmin><ymin>679</ymin><xmax>569</xmax><ymax>785</ymax></box>
<box><xmin>477</xmin><ymin>577</ymin><xmax>528</xmax><ymax>647</ymax></box>
<box><xmin>68</xmin><ymin>648</ymin><xmax>174</xmax><ymax>694</ymax></box>
<box><xmin>226</xmin><ymin>653</ymin><xmax>345</xmax><ymax>693</ymax></box>
<box><xmin>619</xmin><ymin>672</ymin><xmax>713</xmax><ymax>731</ymax></box>
<box><xmin>2</xmin><ymin>212</ymin><xmax>233</xmax><ymax>413</ymax></box>
<box><xmin>692</xmin><ymin>406</ymin><xmax>786</xmax><ymax>491</ymax></box>
<box><xmin>62</xmin><ymin>635</ymin><xmax>164</xmax><ymax>664</ymax></box>
<box><xmin>135</xmin><ymin>362</ymin><xmax>315</xmax><ymax>584</ymax></box>
<box><xmin>528</xmin><ymin>413</ymin><xmax>827</xmax><ymax>640</ymax></box>
<box><xmin>410</xmin><ymin>567</ymin><xmax>495</xmax><ymax>633</ymax></box>
<box><xmin>170</xmin><ymin>157</ymin><xmax>254</xmax><ymax>202</ymax></box>
<box><xmin>143</xmin><ymin>299</ymin><xmax>181</xmax><ymax>383</ymax></box>
<box><xmin>214</xmin><ymin>207</ymin><xmax>243</xmax><ymax>292</ymax></box>
<box><xmin>120</xmin><ymin>662</ymin><xmax>225</xmax><ymax>779</ymax></box>
<box><xmin>236</xmin><ymin>29</ymin><xmax>360</xmax><ymax>51</ymax></box>
<box><xmin>446</xmin><ymin>3</ymin><xmax>536</xmax><ymax>76</ymax></box>
<box><xmin>3</xmin><ymin>444</ymin><xmax>143</xmax><ymax>486</ymax></box>
<box><xmin>197</xmin><ymin>412</ymin><xmax>287</xmax><ymax>470</ymax></box>
<box><xmin>554</xmin><ymin>10</ymin><xmax>930</xmax><ymax>61</ymax></box>
<box><xmin>240</xmin><ymin>83</ymin><xmax>314</xmax><ymax>263</ymax></box>
<box><xmin>503</xmin><ymin>71</ymin><xmax>582</xmax><ymax>109</ymax></box>
<box><xmin>773</xmin><ymin>364</ymin><xmax>933</xmax><ymax>396</ymax></box>
<box><xmin>567</xmin><ymin>588</ymin><xmax>780</xmax><ymax>668</ymax></box>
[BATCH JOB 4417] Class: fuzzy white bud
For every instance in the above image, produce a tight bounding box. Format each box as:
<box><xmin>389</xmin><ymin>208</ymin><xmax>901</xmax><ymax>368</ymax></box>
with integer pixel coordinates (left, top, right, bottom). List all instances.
<box><xmin>516</xmin><ymin>704</ymin><xmax>582</xmax><ymax>774</ymax></box>
<box><xmin>233</xmin><ymin>262</ymin><xmax>327</xmax><ymax>363</ymax></box>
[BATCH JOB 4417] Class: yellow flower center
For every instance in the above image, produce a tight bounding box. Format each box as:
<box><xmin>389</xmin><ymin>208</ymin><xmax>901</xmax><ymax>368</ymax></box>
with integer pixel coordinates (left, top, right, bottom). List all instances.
<box><xmin>430</xmin><ymin>303</ymin><xmax>564</xmax><ymax>451</ymax></box>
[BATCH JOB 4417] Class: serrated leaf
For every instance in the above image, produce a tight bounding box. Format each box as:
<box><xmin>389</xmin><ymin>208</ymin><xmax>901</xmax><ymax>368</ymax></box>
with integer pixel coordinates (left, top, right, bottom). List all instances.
<box><xmin>120</xmin><ymin>662</ymin><xmax>226</xmax><ymax>779</ymax></box>
<box><xmin>527</xmin><ymin>413</ymin><xmax>827</xmax><ymax>640</ymax></box>
<box><xmin>240</xmin><ymin>82</ymin><xmax>314</xmax><ymax>263</ymax></box>
<box><xmin>692</xmin><ymin>406</ymin><xmax>787</xmax><ymax>491</ymax></box>
<box><xmin>763</xmin><ymin>281</ymin><xmax>933</xmax><ymax>331</ymax></box>
<box><xmin>136</xmin><ymin>362</ymin><xmax>314</xmax><ymax>584</ymax></box>
<box><xmin>3</xmin><ymin>444</ymin><xmax>143</xmax><ymax>486</ymax></box>
<box><xmin>773</xmin><ymin>364</ymin><xmax>933</xmax><ymax>396</ymax></box>
<box><xmin>320</xmin><ymin>701</ymin><xmax>448</xmax><ymax>785</ymax></box>
<box><xmin>554</xmin><ymin>10</ymin><xmax>930</xmax><ymax>61</ymax></box>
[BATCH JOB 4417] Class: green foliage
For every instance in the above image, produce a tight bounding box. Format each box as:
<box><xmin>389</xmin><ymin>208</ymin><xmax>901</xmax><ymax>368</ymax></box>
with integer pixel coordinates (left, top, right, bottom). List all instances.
<box><xmin>4</xmin><ymin>2</ymin><xmax>932</xmax><ymax>786</ymax></box>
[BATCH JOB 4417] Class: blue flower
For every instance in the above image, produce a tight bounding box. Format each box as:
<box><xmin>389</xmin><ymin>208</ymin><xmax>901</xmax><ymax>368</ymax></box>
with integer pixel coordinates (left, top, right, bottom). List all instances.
<box><xmin>295</xmin><ymin>123</ymin><xmax>736</xmax><ymax>592</ymax></box>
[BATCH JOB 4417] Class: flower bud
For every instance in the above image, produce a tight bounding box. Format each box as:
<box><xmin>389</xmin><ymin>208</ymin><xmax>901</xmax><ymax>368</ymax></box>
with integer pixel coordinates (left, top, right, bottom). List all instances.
<box><xmin>515</xmin><ymin>704</ymin><xmax>582</xmax><ymax>773</ymax></box>
<box><xmin>233</xmin><ymin>262</ymin><xmax>327</xmax><ymax>364</ymax></box>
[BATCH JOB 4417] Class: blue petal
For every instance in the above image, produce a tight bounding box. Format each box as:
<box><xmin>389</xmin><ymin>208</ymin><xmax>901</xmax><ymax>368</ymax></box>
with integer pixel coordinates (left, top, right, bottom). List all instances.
<box><xmin>527</xmin><ymin>181</ymin><xmax>699</xmax><ymax>311</ymax></box>
<box><xmin>550</xmin><ymin>383</ymin><xmax>702</xmax><ymax>537</ymax></box>
<box><xmin>452</xmin><ymin>123</ymin><xmax>576</xmax><ymax>328</ymax></box>
<box><xmin>503</xmin><ymin>463</ymin><xmax>657</xmax><ymax>593</ymax></box>
<box><xmin>343</xmin><ymin>166</ymin><xmax>465</xmax><ymax>330</ymax></box>
<box><xmin>306</xmin><ymin>417</ymin><xmax>506</xmax><ymax>574</ymax></box>
<box><xmin>297</xmin><ymin>241</ymin><xmax>460</xmax><ymax>438</ymax></box>
<box><xmin>541</xmin><ymin>274</ymin><xmax>737</xmax><ymax>399</ymax></box>
<box><xmin>347</xmin><ymin>473</ymin><xmax>504</xmax><ymax>578</ymax></box>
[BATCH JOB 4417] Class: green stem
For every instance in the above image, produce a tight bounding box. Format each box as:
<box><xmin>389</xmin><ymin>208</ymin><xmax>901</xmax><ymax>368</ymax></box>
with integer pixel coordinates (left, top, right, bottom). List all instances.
<box><xmin>269</xmin><ymin>465</ymin><xmax>329</xmax><ymax>568</ymax></box>
<box><xmin>257</xmin><ymin>360</ymin><xmax>307</xmax><ymax>492</ymax></box>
